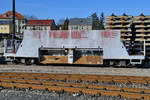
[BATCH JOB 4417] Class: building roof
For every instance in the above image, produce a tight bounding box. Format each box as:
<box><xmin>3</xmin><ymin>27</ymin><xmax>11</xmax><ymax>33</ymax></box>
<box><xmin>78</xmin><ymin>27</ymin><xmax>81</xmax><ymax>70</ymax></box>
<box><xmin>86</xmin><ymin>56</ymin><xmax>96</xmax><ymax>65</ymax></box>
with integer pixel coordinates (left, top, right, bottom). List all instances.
<box><xmin>0</xmin><ymin>11</ymin><xmax>25</xmax><ymax>19</ymax></box>
<box><xmin>0</xmin><ymin>21</ymin><xmax>11</xmax><ymax>25</ymax></box>
<box><xmin>26</xmin><ymin>20</ymin><xmax>54</xmax><ymax>26</ymax></box>
<box><xmin>69</xmin><ymin>18</ymin><xmax>92</xmax><ymax>26</ymax></box>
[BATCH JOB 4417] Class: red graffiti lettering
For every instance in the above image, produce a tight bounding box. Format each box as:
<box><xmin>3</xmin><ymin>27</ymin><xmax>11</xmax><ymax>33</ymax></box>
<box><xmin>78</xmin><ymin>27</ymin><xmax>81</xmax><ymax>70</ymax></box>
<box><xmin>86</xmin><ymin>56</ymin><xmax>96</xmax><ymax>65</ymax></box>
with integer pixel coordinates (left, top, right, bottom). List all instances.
<box><xmin>49</xmin><ymin>31</ymin><xmax>69</xmax><ymax>39</ymax></box>
<box><xmin>49</xmin><ymin>31</ymin><xmax>52</xmax><ymax>38</ymax></box>
<box><xmin>52</xmin><ymin>31</ymin><xmax>69</xmax><ymax>38</ymax></box>
<box><xmin>71</xmin><ymin>31</ymin><xmax>81</xmax><ymax>38</ymax></box>
<box><xmin>53</xmin><ymin>31</ymin><xmax>58</xmax><ymax>38</ymax></box>
<box><xmin>101</xmin><ymin>30</ymin><xmax>117</xmax><ymax>38</ymax></box>
<box><xmin>71</xmin><ymin>31</ymin><xmax>87</xmax><ymax>39</ymax></box>
<box><xmin>33</xmin><ymin>31</ymin><xmax>41</xmax><ymax>39</ymax></box>
<box><xmin>59</xmin><ymin>31</ymin><xmax>69</xmax><ymax>38</ymax></box>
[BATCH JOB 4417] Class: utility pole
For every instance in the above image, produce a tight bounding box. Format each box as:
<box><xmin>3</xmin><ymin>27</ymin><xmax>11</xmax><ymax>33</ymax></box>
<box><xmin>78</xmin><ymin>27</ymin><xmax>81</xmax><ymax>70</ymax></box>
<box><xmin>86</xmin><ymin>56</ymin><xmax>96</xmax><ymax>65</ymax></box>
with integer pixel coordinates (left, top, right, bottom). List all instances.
<box><xmin>12</xmin><ymin>0</ymin><xmax>15</xmax><ymax>52</ymax></box>
<box><xmin>129</xmin><ymin>20</ymin><xmax>136</xmax><ymax>55</ymax></box>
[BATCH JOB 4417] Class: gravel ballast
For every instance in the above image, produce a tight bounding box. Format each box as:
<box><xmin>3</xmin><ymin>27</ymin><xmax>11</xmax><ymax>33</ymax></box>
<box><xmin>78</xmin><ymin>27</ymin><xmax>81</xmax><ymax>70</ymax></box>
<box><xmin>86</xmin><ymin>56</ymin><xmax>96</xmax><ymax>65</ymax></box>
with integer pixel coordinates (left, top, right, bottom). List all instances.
<box><xmin>0</xmin><ymin>65</ymin><xmax>149</xmax><ymax>100</ymax></box>
<box><xmin>0</xmin><ymin>64</ymin><xmax>149</xmax><ymax>77</ymax></box>
<box><xmin>0</xmin><ymin>89</ymin><xmax>135</xmax><ymax>100</ymax></box>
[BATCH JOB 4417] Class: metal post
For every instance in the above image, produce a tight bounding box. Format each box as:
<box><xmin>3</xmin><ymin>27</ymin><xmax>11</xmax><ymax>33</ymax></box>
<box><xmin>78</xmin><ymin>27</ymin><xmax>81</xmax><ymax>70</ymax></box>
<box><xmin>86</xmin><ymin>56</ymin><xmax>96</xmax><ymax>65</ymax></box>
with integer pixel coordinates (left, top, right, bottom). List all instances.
<box><xmin>12</xmin><ymin>0</ymin><xmax>15</xmax><ymax>52</ymax></box>
<box><xmin>130</xmin><ymin>20</ymin><xmax>136</xmax><ymax>55</ymax></box>
<box><xmin>144</xmin><ymin>39</ymin><xmax>146</xmax><ymax>57</ymax></box>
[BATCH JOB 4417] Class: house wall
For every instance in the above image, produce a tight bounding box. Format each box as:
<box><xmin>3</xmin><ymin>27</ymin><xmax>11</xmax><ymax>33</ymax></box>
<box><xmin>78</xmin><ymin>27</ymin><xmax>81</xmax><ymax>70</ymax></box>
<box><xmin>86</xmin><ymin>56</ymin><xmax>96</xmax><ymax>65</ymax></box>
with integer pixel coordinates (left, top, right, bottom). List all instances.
<box><xmin>0</xmin><ymin>19</ymin><xmax>26</xmax><ymax>34</ymax></box>
<box><xmin>69</xmin><ymin>25</ymin><xmax>92</xmax><ymax>30</ymax></box>
<box><xmin>26</xmin><ymin>25</ymin><xmax>51</xmax><ymax>30</ymax></box>
<box><xmin>0</xmin><ymin>25</ymin><xmax>11</xmax><ymax>33</ymax></box>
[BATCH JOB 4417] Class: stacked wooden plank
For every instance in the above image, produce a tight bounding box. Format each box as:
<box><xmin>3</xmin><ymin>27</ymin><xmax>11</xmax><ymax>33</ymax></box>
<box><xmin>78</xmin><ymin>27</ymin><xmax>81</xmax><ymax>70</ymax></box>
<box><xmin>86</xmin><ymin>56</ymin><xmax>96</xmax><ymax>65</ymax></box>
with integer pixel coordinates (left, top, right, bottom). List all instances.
<box><xmin>105</xmin><ymin>13</ymin><xmax>150</xmax><ymax>59</ymax></box>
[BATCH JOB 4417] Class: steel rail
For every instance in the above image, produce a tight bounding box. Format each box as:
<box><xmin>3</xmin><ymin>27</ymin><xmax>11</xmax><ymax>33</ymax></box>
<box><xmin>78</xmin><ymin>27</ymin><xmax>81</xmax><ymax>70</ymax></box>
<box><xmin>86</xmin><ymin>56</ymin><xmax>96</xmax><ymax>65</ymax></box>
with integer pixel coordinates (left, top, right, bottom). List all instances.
<box><xmin>0</xmin><ymin>73</ymin><xmax>149</xmax><ymax>84</ymax></box>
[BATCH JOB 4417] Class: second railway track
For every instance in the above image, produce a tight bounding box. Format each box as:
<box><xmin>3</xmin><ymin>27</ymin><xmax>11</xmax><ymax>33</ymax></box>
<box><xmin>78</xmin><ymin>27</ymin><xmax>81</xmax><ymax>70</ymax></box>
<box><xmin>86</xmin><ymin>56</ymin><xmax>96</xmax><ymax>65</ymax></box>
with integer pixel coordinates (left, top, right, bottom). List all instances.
<box><xmin>0</xmin><ymin>72</ymin><xmax>149</xmax><ymax>99</ymax></box>
<box><xmin>0</xmin><ymin>72</ymin><xmax>150</xmax><ymax>85</ymax></box>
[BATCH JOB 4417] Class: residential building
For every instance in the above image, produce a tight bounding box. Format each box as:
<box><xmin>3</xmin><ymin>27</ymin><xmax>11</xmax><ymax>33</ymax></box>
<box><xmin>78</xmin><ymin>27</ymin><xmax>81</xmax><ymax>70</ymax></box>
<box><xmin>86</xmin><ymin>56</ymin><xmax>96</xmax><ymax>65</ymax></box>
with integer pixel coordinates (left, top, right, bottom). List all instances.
<box><xmin>69</xmin><ymin>18</ymin><xmax>92</xmax><ymax>30</ymax></box>
<box><xmin>105</xmin><ymin>13</ymin><xmax>150</xmax><ymax>59</ymax></box>
<box><xmin>26</xmin><ymin>20</ymin><xmax>56</xmax><ymax>30</ymax></box>
<box><xmin>0</xmin><ymin>11</ymin><xmax>26</xmax><ymax>34</ymax></box>
<box><xmin>0</xmin><ymin>21</ymin><xmax>12</xmax><ymax>34</ymax></box>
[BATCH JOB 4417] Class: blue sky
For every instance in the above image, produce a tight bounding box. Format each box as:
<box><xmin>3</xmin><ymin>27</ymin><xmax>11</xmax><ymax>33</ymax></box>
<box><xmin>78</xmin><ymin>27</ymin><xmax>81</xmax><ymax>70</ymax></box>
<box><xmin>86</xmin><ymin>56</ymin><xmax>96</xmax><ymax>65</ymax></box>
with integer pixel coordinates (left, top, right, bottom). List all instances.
<box><xmin>1</xmin><ymin>0</ymin><xmax>150</xmax><ymax>23</ymax></box>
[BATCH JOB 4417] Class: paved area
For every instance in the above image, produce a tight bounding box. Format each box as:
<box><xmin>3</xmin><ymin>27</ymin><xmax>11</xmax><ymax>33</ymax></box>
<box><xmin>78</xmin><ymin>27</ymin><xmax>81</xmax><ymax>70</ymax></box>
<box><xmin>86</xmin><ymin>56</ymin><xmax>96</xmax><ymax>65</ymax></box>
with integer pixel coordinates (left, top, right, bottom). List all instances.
<box><xmin>0</xmin><ymin>65</ymin><xmax>149</xmax><ymax>77</ymax></box>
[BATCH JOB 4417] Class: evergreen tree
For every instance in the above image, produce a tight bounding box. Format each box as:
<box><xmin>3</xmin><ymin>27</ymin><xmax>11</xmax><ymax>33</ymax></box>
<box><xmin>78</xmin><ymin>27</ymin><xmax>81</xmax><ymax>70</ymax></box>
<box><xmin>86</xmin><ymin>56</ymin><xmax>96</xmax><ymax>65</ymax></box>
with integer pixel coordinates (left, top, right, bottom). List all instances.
<box><xmin>91</xmin><ymin>12</ymin><xmax>100</xmax><ymax>30</ymax></box>
<box><xmin>62</xmin><ymin>18</ymin><xmax>69</xmax><ymax>30</ymax></box>
<box><xmin>99</xmin><ymin>12</ymin><xmax>104</xmax><ymax>29</ymax></box>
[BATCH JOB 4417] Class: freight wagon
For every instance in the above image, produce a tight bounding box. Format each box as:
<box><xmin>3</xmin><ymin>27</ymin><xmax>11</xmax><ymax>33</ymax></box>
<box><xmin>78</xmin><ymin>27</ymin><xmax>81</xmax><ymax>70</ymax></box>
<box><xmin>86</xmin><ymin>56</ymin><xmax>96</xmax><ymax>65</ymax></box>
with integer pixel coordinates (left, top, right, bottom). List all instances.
<box><xmin>3</xmin><ymin>30</ymin><xmax>145</xmax><ymax>66</ymax></box>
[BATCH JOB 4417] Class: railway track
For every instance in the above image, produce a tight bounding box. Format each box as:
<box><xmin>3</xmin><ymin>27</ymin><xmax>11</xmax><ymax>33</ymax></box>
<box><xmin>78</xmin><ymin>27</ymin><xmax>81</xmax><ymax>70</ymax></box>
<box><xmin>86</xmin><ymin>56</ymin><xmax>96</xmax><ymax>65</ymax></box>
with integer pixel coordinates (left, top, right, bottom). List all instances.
<box><xmin>0</xmin><ymin>73</ymin><xmax>149</xmax><ymax>99</ymax></box>
<box><xmin>0</xmin><ymin>72</ymin><xmax>150</xmax><ymax>85</ymax></box>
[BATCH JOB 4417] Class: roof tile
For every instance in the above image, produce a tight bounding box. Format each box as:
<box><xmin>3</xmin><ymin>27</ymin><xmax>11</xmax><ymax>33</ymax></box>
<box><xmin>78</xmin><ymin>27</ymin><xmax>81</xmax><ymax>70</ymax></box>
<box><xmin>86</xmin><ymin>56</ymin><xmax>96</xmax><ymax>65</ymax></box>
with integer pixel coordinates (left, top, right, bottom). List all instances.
<box><xmin>69</xmin><ymin>18</ymin><xmax>92</xmax><ymax>25</ymax></box>
<box><xmin>27</xmin><ymin>20</ymin><xmax>54</xmax><ymax>26</ymax></box>
<box><xmin>0</xmin><ymin>11</ymin><xmax>25</xmax><ymax>19</ymax></box>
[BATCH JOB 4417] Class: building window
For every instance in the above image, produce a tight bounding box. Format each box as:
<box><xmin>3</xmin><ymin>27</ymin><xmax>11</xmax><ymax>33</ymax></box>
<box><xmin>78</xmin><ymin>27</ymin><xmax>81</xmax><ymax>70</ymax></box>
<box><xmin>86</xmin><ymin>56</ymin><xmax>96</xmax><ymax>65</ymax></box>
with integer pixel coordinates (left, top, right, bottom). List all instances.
<box><xmin>1</xmin><ymin>27</ymin><xmax>3</xmax><ymax>30</ymax></box>
<box><xmin>33</xmin><ymin>26</ymin><xmax>35</xmax><ymax>30</ymax></box>
<box><xmin>30</xmin><ymin>27</ymin><xmax>32</xmax><ymax>30</ymax></box>
<box><xmin>22</xmin><ymin>26</ymin><xmax>24</xmax><ymax>29</ymax></box>
<box><xmin>45</xmin><ymin>27</ymin><xmax>47</xmax><ymax>30</ymax></box>
<box><xmin>5</xmin><ymin>27</ymin><xmax>7</xmax><ymax>30</ymax></box>
<box><xmin>76</xmin><ymin>26</ymin><xmax>78</xmax><ymax>30</ymax></box>
<box><xmin>82</xmin><ymin>26</ymin><xmax>84</xmax><ymax>30</ymax></box>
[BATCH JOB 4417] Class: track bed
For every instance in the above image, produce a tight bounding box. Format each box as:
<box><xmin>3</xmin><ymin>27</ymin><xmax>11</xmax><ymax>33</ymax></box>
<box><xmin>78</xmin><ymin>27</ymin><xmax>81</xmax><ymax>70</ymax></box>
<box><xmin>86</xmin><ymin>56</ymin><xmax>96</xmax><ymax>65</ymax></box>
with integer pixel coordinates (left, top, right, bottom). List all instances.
<box><xmin>0</xmin><ymin>72</ymin><xmax>150</xmax><ymax>100</ymax></box>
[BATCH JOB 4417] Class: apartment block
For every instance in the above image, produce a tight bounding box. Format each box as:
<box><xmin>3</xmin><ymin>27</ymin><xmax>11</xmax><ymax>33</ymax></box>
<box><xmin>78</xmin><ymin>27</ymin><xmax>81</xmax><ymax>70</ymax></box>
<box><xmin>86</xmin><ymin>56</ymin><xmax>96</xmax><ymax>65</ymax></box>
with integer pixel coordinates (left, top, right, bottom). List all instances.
<box><xmin>105</xmin><ymin>13</ymin><xmax>150</xmax><ymax>59</ymax></box>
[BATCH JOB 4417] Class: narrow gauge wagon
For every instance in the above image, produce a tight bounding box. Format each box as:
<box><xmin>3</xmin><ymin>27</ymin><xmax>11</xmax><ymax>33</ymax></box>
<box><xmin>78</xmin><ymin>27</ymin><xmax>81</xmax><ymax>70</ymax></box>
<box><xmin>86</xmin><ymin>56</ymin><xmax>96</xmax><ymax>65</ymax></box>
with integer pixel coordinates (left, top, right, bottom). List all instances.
<box><xmin>4</xmin><ymin>30</ymin><xmax>145</xmax><ymax>66</ymax></box>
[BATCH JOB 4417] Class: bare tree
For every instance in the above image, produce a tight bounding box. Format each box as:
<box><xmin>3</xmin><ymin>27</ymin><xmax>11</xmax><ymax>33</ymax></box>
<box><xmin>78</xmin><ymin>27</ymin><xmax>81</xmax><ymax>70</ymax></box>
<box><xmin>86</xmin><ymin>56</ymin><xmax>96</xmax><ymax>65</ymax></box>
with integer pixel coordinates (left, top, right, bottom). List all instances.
<box><xmin>57</xmin><ymin>18</ymin><xmax>66</xmax><ymax>25</ymax></box>
<box><xmin>23</xmin><ymin>14</ymin><xmax>38</xmax><ymax>20</ymax></box>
